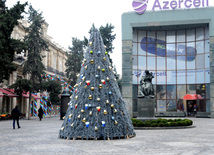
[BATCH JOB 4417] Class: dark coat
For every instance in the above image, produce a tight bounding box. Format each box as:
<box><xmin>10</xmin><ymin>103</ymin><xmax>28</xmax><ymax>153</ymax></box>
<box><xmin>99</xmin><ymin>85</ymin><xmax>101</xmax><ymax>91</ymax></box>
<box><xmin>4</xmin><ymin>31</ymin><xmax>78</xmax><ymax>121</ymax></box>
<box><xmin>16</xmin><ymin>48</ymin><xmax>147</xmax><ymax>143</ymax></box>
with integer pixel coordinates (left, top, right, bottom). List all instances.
<box><xmin>38</xmin><ymin>108</ymin><xmax>44</xmax><ymax>118</ymax></box>
<box><xmin>11</xmin><ymin>107</ymin><xmax>20</xmax><ymax>119</ymax></box>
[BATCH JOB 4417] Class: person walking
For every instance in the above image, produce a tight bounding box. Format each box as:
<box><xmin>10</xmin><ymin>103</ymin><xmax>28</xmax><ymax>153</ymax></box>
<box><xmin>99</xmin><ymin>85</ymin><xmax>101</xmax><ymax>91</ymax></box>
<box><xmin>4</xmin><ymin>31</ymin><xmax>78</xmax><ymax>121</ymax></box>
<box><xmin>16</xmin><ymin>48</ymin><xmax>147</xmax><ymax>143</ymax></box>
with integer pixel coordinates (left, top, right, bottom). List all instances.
<box><xmin>11</xmin><ymin>106</ymin><xmax>21</xmax><ymax>129</ymax></box>
<box><xmin>38</xmin><ymin>106</ymin><xmax>44</xmax><ymax>121</ymax></box>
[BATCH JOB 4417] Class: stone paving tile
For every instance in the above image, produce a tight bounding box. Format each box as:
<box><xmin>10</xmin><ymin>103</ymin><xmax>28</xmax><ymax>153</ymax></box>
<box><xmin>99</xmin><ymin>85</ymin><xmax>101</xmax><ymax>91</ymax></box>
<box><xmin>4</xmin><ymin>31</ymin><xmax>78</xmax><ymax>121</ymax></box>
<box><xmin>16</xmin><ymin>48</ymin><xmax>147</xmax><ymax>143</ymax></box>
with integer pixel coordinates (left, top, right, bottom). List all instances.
<box><xmin>0</xmin><ymin>117</ymin><xmax>214</xmax><ymax>155</ymax></box>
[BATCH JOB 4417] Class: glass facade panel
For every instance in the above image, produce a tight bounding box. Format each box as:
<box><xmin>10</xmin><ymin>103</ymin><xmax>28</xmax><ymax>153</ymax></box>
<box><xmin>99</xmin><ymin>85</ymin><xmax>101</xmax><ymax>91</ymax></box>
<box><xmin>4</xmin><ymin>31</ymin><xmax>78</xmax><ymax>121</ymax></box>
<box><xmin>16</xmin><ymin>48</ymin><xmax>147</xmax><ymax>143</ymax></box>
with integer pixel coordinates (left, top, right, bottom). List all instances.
<box><xmin>138</xmin><ymin>56</ymin><xmax>146</xmax><ymax>70</ymax></box>
<box><xmin>196</xmin><ymin>70</ymin><xmax>205</xmax><ymax>84</ymax></box>
<box><xmin>167</xmin><ymin>71</ymin><xmax>176</xmax><ymax>84</ymax></box>
<box><xmin>177</xmin><ymin>56</ymin><xmax>186</xmax><ymax>70</ymax></box>
<box><xmin>167</xmin><ymin>100</ymin><xmax>177</xmax><ymax>111</ymax></box>
<box><xmin>133</xmin><ymin>56</ymin><xmax>137</xmax><ymax>69</ymax></box>
<box><xmin>187</xmin><ymin>29</ymin><xmax>195</xmax><ymax>42</ymax></box>
<box><xmin>196</xmin><ymin>41</ymin><xmax>204</xmax><ymax>54</ymax></box>
<box><xmin>167</xmin><ymin>85</ymin><xmax>176</xmax><ymax>99</ymax></box>
<box><xmin>133</xmin><ymin>30</ymin><xmax>138</xmax><ymax>42</ymax></box>
<box><xmin>147</xmin><ymin>31</ymin><xmax>155</xmax><ymax>43</ymax></box>
<box><xmin>177</xmin><ymin>30</ymin><xmax>185</xmax><ymax>42</ymax></box>
<box><xmin>157</xmin><ymin>57</ymin><xmax>166</xmax><ymax>70</ymax></box>
<box><xmin>157</xmin><ymin>71</ymin><xmax>166</xmax><ymax>84</ymax></box>
<box><xmin>177</xmin><ymin>85</ymin><xmax>186</xmax><ymax>99</ymax></box>
<box><xmin>167</xmin><ymin>31</ymin><xmax>175</xmax><ymax>43</ymax></box>
<box><xmin>132</xmin><ymin>70</ymin><xmax>138</xmax><ymax>84</ymax></box>
<box><xmin>187</xmin><ymin>85</ymin><xmax>196</xmax><ymax>94</ymax></box>
<box><xmin>205</xmin><ymin>40</ymin><xmax>209</xmax><ymax>53</ymax></box>
<box><xmin>157</xmin><ymin>100</ymin><xmax>166</xmax><ymax>112</ymax></box>
<box><xmin>157</xmin><ymin>31</ymin><xmax>165</xmax><ymax>42</ymax></box>
<box><xmin>196</xmin><ymin>54</ymin><xmax>204</xmax><ymax>69</ymax></box>
<box><xmin>205</xmin><ymin>69</ymin><xmax>210</xmax><ymax>83</ymax></box>
<box><xmin>196</xmin><ymin>28</ymin><xmax>204</xmax><ymax>41</ymax></box>
<box><xmin>198</xmin><ymin>100</ymin><xmax>206</xmax><ymax>112</ymax></box>
<box><xmin>177</xmin><ymin>70</ymin><xmax>186</xmax><ymax>84</ymax></box>
<box><xmin>167</xmin><ymin>57</ymin><xmax>176</xmax><ymax>70</ymax></box>
<box><xmin>139</xmin><ymin>43</ymin><xmax>146</xmax><ymax>55</ymax></box>
<box><xmin>157</xmin><ymin>85</ymin><xmax>166</xmax><ymax>99</ymax></box>
<box><xmin>187</xmin><ymin>70</ymin><xmax>196</xmax><ymax>84</ymax></box>
<box><xmin>177</xmin><ymin>43</ymin><xmax>186</xmax><ymax>55</ymax></box>
<box><xmin>205</xmin><ymin>54</ymin><xmax>210</xmax><ymax>68</ymax></box>
<box><xmin>147</xmin><ymin>56</ymin><xmax>156</xmax><ymax>70</ymax></box>
<box><xmin>138</xmin><ymin>31</ymin><xmax>146</xmax><ymax>43</ymax></box>
<box><xmin>133</xmin><ymin>43</ymin><xmax>137</xmax><ymax>55</ymax></box>
<box><xmin>167</xmin><ymin>44</ymin><xmax>176</xmax><ymax>56</ymax></box>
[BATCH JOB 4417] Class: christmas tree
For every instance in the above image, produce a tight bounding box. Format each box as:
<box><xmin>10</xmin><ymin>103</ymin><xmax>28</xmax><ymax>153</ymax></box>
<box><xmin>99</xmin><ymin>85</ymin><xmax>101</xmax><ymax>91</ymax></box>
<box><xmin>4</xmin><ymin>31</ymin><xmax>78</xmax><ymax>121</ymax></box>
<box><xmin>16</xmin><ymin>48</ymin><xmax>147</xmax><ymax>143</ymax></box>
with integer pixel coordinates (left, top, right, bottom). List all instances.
<box><xmin>59</xmin><ymin>29</ymin><xmax>135</xmax><ymax>140</ymax></box>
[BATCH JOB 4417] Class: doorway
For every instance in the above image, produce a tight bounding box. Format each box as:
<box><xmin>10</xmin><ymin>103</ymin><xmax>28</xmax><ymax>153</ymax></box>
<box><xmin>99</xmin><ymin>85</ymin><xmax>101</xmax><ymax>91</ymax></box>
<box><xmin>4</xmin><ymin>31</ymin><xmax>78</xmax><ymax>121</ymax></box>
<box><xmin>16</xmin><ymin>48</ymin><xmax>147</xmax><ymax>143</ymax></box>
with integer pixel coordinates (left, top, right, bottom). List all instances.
<box><xmin>187</xmin><ymin>100</ymin><xmax>197</xmax><ymax>117</ymax></box>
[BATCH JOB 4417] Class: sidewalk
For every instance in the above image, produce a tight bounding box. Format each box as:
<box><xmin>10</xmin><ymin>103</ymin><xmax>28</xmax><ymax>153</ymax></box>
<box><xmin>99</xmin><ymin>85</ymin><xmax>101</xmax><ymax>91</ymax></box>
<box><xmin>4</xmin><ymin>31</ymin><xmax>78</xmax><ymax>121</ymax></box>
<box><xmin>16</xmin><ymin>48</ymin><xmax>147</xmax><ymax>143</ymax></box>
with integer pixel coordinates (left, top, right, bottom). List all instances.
<box><xmin>1</xmin><ymin>117</ymin><xmax>214</xmax><ymax>155</ymax></box>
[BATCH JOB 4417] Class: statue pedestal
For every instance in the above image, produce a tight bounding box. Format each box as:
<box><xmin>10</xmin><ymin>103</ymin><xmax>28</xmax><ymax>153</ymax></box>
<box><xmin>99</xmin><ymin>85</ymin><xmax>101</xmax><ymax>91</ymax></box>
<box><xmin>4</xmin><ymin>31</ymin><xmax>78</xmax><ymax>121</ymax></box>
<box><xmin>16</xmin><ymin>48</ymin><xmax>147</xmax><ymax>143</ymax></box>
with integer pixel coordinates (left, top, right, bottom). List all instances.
<box><xmin>137</xmin><ymin>98</ymin><xmax>155</xmax><ymax>118</ymax></box>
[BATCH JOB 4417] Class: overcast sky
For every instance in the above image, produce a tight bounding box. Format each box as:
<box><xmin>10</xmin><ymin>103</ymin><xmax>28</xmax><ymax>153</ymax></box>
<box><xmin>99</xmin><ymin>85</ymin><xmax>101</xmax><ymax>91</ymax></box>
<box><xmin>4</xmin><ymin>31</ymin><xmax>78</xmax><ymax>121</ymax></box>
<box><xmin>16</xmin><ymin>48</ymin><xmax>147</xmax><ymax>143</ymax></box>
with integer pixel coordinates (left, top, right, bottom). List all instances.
<box><xmin>6</xmin><ymin>0</ymin><xmax>214</xmax><ymax>75</ymax></box>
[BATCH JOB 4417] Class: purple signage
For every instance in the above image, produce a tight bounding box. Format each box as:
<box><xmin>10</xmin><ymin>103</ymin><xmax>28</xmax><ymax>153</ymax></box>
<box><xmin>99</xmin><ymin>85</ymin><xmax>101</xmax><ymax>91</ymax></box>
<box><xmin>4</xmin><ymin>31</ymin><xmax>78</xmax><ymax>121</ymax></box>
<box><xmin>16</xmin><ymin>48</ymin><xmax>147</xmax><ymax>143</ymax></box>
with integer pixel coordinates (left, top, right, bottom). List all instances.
<box><xmin>132</xmin><ymin>0</ymin><xmax>209</xmax><ymax>15</ymax></box>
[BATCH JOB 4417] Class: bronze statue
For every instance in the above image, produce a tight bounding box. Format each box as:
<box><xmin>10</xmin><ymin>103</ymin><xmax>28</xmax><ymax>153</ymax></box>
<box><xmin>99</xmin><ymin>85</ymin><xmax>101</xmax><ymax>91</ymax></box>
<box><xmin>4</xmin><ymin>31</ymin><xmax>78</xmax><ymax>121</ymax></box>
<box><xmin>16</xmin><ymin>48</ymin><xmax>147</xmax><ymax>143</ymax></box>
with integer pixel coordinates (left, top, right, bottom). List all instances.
<box><xmin>138</xmin><ymin>70</ymin><xmax>155</xmax><ymax>98</ymax></box>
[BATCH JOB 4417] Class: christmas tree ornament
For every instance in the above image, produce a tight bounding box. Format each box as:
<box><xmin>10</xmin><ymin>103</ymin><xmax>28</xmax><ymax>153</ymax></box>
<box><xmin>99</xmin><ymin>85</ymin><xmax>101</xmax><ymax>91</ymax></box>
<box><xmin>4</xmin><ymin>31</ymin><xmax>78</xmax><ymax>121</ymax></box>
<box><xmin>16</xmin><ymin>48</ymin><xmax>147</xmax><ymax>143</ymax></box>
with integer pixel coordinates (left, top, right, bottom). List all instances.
<box><xmin>102</xmin><ymin>121</ymin><xmax>106</xmax><ymax>127</ymax></box>
<box><xmin>78</xmin><ymin>115</ymin><xmax>81</xmax><ymax>119</ymax></box>
<box><xmin>88</xmin><ymin>104</ymin><xmax>92</xmax><ymax>107</ymax></box>
<box><xmin>81</xmin><ymin>109</ymin><xmax>84</xmax><ymax>113</ymax></box>
<box><xmin>105</xmin><ymin>51</ymin><xmax>108</xmax><ymax>55</ymax></box>
<box><xmin>97</xmin><ymin>98</ymin><xmax>100</xmax><ymax>101</ymax></box>
<box><xmin>106</xmin><ymin>77</ymin><xmax>110</xmax><ymax>81</ymax></box>
<box><xmin>111</xmin><ymin>116</ymin><xmax>115</xmax><ymax>120</ymax></box>
<box><xmin>69</xmin><ymin>118</ymin><xmax>71</xmax><ymax>122</ymax></box>
<box><xmin>70</xmin><ymin>106</ymin><xmax>73</xmax><ymax>109</ymax></box>
<box><xmin>86</xmin><ymin>80</ymin><xmax>90</xmax><ymax>85</ymax></box>
<box><xmin>80</xmin><ymin>74</ymin><xmax>84</xmax><ymax>78</ymax></box>
<box><xmin>63</xmin><ymin>116</ymin><xmax>65</xmax><ymax>120</ymax></box>
<box><xmin>90</xmin><ymin>50</ymin><xmax>93</xmax><ymax>54</ymax></box>
<box><xmin>82</xmin><ymin>76</ymin><xmax>86</xmax><ymax>81</ymax></box>
<box><xmin>82</xmin><ymin>118</ymin><xmax>86</xmax><ymax>123</ymax></box>
<box><xmin>98</xmin><ymin>84</ymin><xmax>103</xmax><ymax>89</ymax></box>
<box><xmin>75</xmin><ymin>96</ymin><xmax>78</xmax><ymax>100</ymax></box>
<box><xmin>97</xmin><ymin>51</ymin><xmax>101</xmax><ymax>55</ymax></box>
<box><xmin>85</xmin><ymin>65</ymin><xmax>87</xmax><ymax>69</ymax></box>
<box><xmin>101</xmin><ymin>79</ymin><xmax>105</xmax><ymax>84</ymax></box>
<box><xmin>115</xmin><ymin>120</ymin><xmax>118</xmax><ymax>125</ymax></box>
<box><xmin>113</xmin><ymin>71</ymin><xmax>116</xmax><ymax>74</ymax></box>
<box><xmin>109</xmin><ymin>66</ymin><xmax>112</xmax><ymax>70</ymax></box>
<box><xmin>86</xmin><ymin>122</ymin><xmax>90</xmax><ymax>128</ymax></box>
<box><xmin>88</xmin><ymin>95</ymin><xmax>93</xmax><ymax>99</ymax></box>
<box><xmin>96</xmin><ymin>106</ymin><xmax>101</xmax><ymax>112</ymax></box>
<box><xmin>83</xmin><ymin>59</ymin><xmax>87</xmax><ymax>62</ymax></box>
<box><xmin>109</xmin><ymin>91</ymin><xmax>112</xmax><ymax>95</ymax></box>
<box><xmin>77</xmin><ymin>74</ymin><xmax>80</xmax><ymax>77</ymax></box>
<box><xmin>89</xmin><ymin>42</ymin><xmax>92</xmax><ymax>46</ymax></box>
<box><xmin>97</xmin><ymin>66</ymin><xmax>101</xmax><ymax>70</ymax></box>
<box><xmin>102</xmin><ymin>68</ymin><xmax>105</xmax><ymax>72</ymax></box>
<box><xmin>89</xmin><ymin>111</ymin><xmax>92</xmax><ymax>115</ymax></box>
<box><xmin>104</xmin><ymin>45</ymin><xmax>107</xmax><ymax>48</ymax></box>
<box><xmin>79</xmin><ymin>82</ymin><xmax>82</xmax><ymax>85</ymax></box>
<box><xmin>103</xmin><ymin>110</ymin><xmax>107</xmax><ymax>115</ymax></box>
<box><xmin>111</xmin><ymin>104</ymin><xmax>114</xmax><ymax>108</ymax></box>
<box><xmin>85</xmin><ymin>104</ymin><xmax>88</xmax><ymax>110</ymax></box>
<box><xmin>75</xmin><ymin>89</ymin><xmax>77</xmax><ymax>93</ymax></box>
<box><xmin>75</xmin><ymin>104</ymin><xmax>77</xmax><ymax>109</ymax></box>
<box><xmin>90</xmin><ymin>59</ymin><xmax>94</xmax><ymax>64</ymax></box>
<box><xmin>106</xmin><ymin>100</ymin><xmax>109</xmax><ymax>104</ymax></box>
<box><xmin>95</xmin><ymin>75</ymin><xmax>99</xmax><ymax>78</ymax></box>
<box><xmin>95</xmin><ymin>126</ymin><xmax>98</xmax><ymax>131</ymax></box>
<box><xmin>71</xmin><ymin>123</ymin><xmax>74</xmax><ymax>127</ymax></box>
<box><xmin>84</xmin><ymin>85</ymin><xmax>87</xmax><ymax>89</ymax></box>
<box><xmin>61</xmin><ymin>127</ymin><xmax>65</xmax><ymax>131</ymax></box>
<box><xmin>91</xmin><ymin>87</ymin><xmax>94</xmax><ymax>91</ymax></box>
<box><xmin>82</xmin><ymin>63</ymin><xmax>84</xmax><ymax>66</ymax></box>
<box><xmin>114</xmin><ymin>109</ymin><xmax>118</xmax><ymax>113</ymax></box>
<box><xmin>114</xmin><ymin>78</ymin><xmax>117</xmax><ymax>82</ymax></box>
<box><xmin>103</xmin><ymin>57</ymin><xmax>106</xmax><ymax>61</ymax></box>
<box><xmin>69</xmin><ymin>114</ymin><xmax>72</xmax><ymax>118</ymax></box>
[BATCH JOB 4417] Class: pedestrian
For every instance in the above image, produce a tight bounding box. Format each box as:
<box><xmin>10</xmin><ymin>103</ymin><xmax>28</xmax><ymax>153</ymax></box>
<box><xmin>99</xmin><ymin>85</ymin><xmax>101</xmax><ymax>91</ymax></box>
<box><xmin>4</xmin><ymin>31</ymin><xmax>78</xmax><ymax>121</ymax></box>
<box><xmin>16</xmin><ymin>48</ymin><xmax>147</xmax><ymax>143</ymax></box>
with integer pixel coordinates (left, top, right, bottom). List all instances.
<box><xmin>11</xmin><ymin>105</ymin><xmax>21</xmax><ymax>129</ymax></box>
<box><xmin>38</xmin><ymin>106</ymin><xmax>44</xmax><ymax>121</ymax></box>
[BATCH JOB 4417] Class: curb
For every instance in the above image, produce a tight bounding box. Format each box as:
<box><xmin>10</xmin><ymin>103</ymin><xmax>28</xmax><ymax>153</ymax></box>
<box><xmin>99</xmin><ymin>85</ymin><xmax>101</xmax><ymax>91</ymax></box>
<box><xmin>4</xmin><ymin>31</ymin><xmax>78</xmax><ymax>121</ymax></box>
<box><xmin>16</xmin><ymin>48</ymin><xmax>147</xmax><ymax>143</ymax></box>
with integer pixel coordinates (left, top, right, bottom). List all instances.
<box><xmin>134</xmin><ymin>125</ymin><xmax>196</xmax><ymax>130</ymax></box>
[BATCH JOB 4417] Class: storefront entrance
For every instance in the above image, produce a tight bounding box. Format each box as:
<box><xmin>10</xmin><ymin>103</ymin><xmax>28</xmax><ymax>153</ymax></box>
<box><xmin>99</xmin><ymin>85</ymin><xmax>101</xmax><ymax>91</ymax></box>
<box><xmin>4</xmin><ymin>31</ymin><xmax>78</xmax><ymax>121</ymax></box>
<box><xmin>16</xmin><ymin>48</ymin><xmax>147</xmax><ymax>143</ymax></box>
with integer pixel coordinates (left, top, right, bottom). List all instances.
<box><xmin>187</xmin><ymin>100</ymin><xmax>197</xmax><ymax>117</ymax></box>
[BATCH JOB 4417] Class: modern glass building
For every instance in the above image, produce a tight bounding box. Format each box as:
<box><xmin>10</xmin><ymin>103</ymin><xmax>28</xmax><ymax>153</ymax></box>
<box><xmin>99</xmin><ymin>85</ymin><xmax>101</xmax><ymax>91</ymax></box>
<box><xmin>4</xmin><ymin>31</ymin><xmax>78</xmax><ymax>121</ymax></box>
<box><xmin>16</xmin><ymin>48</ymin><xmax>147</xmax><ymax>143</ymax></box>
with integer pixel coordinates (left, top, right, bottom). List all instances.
<box><xmin>122</xmin><ymin>7</ymin><xmax>214</xmax><ymax>118</ymax></box>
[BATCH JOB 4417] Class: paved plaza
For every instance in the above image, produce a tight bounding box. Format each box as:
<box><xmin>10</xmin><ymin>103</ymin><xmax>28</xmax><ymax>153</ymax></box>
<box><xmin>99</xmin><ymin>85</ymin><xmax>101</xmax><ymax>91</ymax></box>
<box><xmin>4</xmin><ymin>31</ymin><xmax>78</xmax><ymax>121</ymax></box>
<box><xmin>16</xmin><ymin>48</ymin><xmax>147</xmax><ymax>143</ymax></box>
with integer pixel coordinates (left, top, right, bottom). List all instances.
<box><xmin>1</xmin><ymin>116</ymin><xmax>214</xmax><ymax>155</ymax></box>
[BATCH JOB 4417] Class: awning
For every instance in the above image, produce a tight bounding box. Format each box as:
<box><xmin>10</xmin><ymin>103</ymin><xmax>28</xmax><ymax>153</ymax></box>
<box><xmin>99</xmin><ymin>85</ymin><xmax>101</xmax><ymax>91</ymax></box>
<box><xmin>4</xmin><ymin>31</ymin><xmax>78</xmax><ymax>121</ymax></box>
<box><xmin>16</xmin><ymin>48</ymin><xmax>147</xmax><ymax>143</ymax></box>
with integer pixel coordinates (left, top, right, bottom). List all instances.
<box><xmin>0</xmin><ymin>88</ymin><xmax>19</xmax><ymax>97</ymax></box>
<box><xmin>4</xmin><ymin>89</ymin><xmax>41</xmax><ymax>99</ymax></box>
<box><xmin>183</xmin><ymin>94</ymin><xmax>204</xmax><ymax>100</ymax></box>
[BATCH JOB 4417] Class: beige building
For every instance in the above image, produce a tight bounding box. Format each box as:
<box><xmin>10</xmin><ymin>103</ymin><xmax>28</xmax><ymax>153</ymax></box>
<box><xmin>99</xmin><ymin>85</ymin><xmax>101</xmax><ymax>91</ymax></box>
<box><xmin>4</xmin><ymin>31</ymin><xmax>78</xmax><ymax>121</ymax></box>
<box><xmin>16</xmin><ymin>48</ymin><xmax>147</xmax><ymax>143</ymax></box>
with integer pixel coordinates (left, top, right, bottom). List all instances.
<box><xmin>0</xmin><ymin>20</ymin><xmax>68</xmax><ymax>118</ymax></box>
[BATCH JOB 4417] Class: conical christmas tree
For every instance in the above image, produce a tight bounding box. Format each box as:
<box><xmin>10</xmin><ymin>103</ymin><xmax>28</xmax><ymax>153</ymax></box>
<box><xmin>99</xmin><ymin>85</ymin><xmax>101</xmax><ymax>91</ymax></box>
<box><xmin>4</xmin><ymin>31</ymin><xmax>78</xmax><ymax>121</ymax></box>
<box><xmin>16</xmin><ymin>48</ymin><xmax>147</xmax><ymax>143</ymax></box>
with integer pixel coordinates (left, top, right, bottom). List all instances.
<box><xmin>59</xmin><ymin>29</ymin><xmax>135</xmax><ymax>140</ymax></box>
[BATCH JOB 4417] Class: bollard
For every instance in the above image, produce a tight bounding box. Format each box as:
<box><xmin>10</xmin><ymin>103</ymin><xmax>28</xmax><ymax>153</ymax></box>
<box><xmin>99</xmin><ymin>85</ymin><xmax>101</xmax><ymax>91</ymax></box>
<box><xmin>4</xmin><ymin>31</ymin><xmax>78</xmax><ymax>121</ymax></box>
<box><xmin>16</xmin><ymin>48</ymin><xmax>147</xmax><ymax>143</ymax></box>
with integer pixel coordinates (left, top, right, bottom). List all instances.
<box><xmin>60</xmin><ymin>88</ymin><xmax>70</xmax><ymax>120</ymax></box>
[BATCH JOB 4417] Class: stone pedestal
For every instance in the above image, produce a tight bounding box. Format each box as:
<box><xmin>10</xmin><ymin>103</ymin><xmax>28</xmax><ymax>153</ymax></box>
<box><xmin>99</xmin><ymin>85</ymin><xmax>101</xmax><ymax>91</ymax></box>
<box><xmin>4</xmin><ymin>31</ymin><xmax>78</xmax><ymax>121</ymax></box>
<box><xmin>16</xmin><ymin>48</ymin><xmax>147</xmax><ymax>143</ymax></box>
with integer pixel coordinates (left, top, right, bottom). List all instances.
<box><xmin>137</xmin><ymin>98</ymin><xmax>155</xmax><ymax>118</ymax></box>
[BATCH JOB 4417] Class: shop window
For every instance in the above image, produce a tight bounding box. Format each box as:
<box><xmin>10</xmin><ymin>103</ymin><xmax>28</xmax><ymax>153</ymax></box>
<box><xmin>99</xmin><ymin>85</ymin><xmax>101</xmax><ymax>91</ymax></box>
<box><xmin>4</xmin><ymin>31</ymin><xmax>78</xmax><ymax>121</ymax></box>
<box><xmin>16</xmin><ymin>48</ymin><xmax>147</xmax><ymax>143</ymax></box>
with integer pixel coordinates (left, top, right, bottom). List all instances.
<box><xmin>157</xmin><ymin>85</ymin><xmax>166</xmax><ymax>99</ymax></box>
<box><xmin>197</xmin><ymin>100</ymin><xmax>206</xmax><ymax>112</ymax></box>
<box><xmin>177</xmin><ymin>99</ymin><xmax>184</xmax><ymax>112</ymax></box>
<box><xmin>157</xmin><ymin>100</ymin><xmax>166</xmax><ymax>112</ymax></box>
<box><xmin>166</xmin><ymin>100</ymin><xmax>176</xmax><ymax>111</ymax></box>
<box><xmin>196</xmin><ymin>28</ymin><xmax>204</xmax><ymax>41</ymax></box>
<box><xmin>196</xmin><ymin>84</ymin><xmax>206</xmax><ymax>98</ymax></box>
<box><xmin>167</xmin><ymin>85</ymin><xmax>176</xmax><ymax>99</ymax></box>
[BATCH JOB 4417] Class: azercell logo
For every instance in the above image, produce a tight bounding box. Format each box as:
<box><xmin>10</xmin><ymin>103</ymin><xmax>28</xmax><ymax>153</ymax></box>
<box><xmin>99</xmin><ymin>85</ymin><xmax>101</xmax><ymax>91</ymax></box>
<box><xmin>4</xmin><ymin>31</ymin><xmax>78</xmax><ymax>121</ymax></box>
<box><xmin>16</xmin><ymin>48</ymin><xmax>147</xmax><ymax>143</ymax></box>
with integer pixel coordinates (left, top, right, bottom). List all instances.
<box><xmin>132</xmin><ymin>0</ymin><xmax>149</xmax><ymax>14</ymax></box>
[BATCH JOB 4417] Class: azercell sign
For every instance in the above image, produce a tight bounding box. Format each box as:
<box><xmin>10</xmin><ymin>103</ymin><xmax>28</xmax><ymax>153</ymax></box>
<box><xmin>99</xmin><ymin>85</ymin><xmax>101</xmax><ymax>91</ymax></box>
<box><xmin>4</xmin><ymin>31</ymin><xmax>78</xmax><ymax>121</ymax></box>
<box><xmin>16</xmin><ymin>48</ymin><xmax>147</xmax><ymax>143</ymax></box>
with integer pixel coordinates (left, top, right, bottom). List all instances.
<box><xmin>132</xmin><ymin>0</ymin><xmax>210</xmax><ymax>15</ymax></box>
